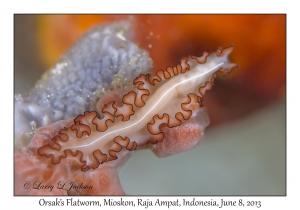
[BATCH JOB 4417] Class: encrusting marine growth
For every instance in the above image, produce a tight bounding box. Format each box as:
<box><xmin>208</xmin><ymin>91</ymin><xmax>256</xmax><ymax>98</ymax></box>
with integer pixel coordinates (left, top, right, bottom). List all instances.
<box><xmin>14</xmin><ymin>21</ymin><xmax>152</xmax><ymax>149</ymax></box>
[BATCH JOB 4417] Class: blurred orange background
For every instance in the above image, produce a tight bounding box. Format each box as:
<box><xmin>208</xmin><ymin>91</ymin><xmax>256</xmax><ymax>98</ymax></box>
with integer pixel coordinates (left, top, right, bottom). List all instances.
<box><xmin>16</xmin><ymin>15</ymin><xmax>286</xmax><ymax>127</ymax></box>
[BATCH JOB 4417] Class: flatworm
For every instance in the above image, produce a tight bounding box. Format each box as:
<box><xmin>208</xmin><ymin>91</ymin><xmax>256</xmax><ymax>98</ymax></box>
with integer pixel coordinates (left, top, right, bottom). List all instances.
<box><xmin>38</xmin><ymin>45</ymin><xmax>238</xmax><ymax>171</ymax></box>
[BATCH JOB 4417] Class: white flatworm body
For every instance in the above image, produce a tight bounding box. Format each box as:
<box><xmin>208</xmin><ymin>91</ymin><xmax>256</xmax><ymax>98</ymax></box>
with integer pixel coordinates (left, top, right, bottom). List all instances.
<box><xmin>38</xmin><ymin>45</ymin><xmax>238</xmax><ymax>171</ymax></box>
